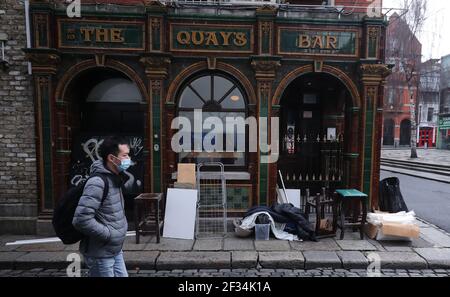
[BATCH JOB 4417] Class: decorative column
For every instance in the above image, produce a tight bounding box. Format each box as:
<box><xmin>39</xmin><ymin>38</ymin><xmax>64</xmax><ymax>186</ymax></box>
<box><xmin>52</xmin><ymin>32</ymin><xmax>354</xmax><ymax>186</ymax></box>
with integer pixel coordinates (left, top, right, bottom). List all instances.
<box><xmin>24</xmin><ymin>48</ymin><xmax>61</xmax><ymax>219</ymax></box>
<box><xmin>22</xmin><ymin>1</ymin><xmax>58</xmax><ymax>223</ymax></box>
<box><xmin>146</xmin><ymin>1</ymin><xmax>166</xmax><ymax>52</ymax></box>
<box><xmin>249</xmin><ymin>5</ymin><xmax>280</xmax><ymax>206</ymax></box>
<box><xmin>344</xmin><ymin>106</ymin><xmax>361</xmax><ymax>189</ymax></box>
<box><xmin>360</xmin><ymin>63</ymin><xmax>391</xmax><ymax>209</ymax></box>
<box><xmin>251</xmin><ymin>56</ymin><xmax>281</xmax><ymax>206</ymax></box>
<box><xmin>140</xmin><ymin>54</ymin><xmax>171</xmax><ymax>193</ymax></box>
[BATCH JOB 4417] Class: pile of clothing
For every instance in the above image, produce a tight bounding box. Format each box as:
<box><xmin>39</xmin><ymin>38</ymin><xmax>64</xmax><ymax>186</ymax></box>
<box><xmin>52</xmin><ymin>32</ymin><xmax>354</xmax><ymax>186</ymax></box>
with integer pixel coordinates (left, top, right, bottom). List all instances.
<box><xmin>234</xmin><ymin>203</ymin><xmax>317</xmax><ymax>242</ymax></box>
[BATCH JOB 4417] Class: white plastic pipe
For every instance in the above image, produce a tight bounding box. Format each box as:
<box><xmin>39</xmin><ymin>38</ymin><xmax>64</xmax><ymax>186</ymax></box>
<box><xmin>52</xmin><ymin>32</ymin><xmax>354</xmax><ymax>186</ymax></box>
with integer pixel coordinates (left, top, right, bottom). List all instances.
<box><xmin>278</xmin><ymin>170</ymin><xmax>290</xmax><ymax>204</ymax></box>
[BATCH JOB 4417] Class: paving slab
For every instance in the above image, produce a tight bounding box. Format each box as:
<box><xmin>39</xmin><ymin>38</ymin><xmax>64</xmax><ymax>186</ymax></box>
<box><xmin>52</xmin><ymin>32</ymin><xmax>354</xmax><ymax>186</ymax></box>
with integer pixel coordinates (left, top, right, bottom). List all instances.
<box><xmin>15</xmin><ymin>243</ymin><xmax>66</xmax><ymax>252</ymax></box>
<box><xmin>416</xmin><ymin>220</ymin><xmax>432</xmax><ymax>228</ymax></box>
<box><xmin>336</xmin><ymin>240</ymin><xmax>377</xmax><ymax>251</ymax></box>
<box><xmin>336</xmin><ymin>231</ymin><xmax>365</xmax><ymax>240</ymax></box>
<box><xmin>254</xmin><ymin>240</ymin><xmax>291</xmax><ymax>251</ymax></box>
<box><xmin>124</xmin><ymin>251</ymin><xmax>159</xmax><ymax>270</ymax></box>
<box><xmin>0</xmin><ymin>244</ymin><xmax>19</xmax><ymax>252</ymax></box>
<box><xmin>367</xmin><ymin>239</ymin><xmax>387</xmax><ymax>251</ymax></box>
<box><xmin>0</xmin><ymin>235</ymin><xmax>39</xmax><ymax>244</ymax></box>
<box><xmin>383</xmin><ymin>246</ymin><xmax>413</xmax><ymax>252</ymax></box>
<box><xmin>379</xmin><ymin>238</ymin><xmax>434</xmax><ymax>249</ymax></box>
<box><xmin>420</xmin><ymin>228</ymin><xmax>450</xmax><ymax>248</ymax></box>
<box><xmin>364</xmin><ymin>251</ymin><xmax>428</xmax><ymax>269</ymax></box>
<box><xmin>144</xmin><ymin>238</ymin><xmax>194</xmax><ymax>251</ymax></box>
<box><xmin>14</xmin><ymin>252</ymin><xmax>71</xmax><ymax>270</ymax></box>
<box><xmin>336</xmin><ymin>251</ymin><xmax>369</xmax><ymax>269</ymax></box>
<box><xmin>64</xmin><ymin>244</ymin><xmax>80</xmax><ymax>251</ymax></box>
<box><xmin>414</xmin><ymin>248</ymin><xmax>450</xmax><ymax>269</ymax></box>
<box><xmin>223</xmin><ymin>238</ymin><xmax>254</xmax><ymax>251</ymax></box>
<box><xmin>156</xmin><ymin>252</ymin><xmax>230</xmax><ymax>270</ymax></box>
<box><xmin>0</xmin><ymin>252</ymin><xmax>27</xmax><ymax>269</ymax></box>
<box><xmin>193</xmin><ymin>239</ymin><xmax>223</xmax><ymax>251</ymax></box>
<box><xmin>303</xmin><ymin>251</ymin><xmax>342</xmax><ymax>269</ymax></box>
<box><xmin>123</xmin><ymin>235</ymin><xmax>154</xmax><ymax>251</ymax></box>
<box><xmin>290</xmin><ymin>238</ymin><xmax>341</xmax><ymax>251</ymax></box>
<box><xmin>258</xmin><ymin>252</ymin><xmax>304</xmax><ymax>269</ymax></box>
<box><xmin>231</xmin><ymin>251</ymin><xmax>258</xmax><ymax>268</ymax></box>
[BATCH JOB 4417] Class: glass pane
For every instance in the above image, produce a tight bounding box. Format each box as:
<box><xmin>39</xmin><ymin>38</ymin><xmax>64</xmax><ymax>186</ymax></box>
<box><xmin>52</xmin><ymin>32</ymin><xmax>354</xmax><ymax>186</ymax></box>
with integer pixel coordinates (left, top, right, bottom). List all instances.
<box><xmin>213</xmin><ymin>75</ymin><xmax>234</xmax><ymax>101</ymax></box>
<box><xmin>179</xmin><ymin>88</ymin><xmax>204</xmax><ymax>108</ymax></box>
<box><xmin>86</xmin><ymin>78</ymin><xmax>142</xmax><ymax>103</ymax></box>
<box><xmin>190</xmin><ymin>76</ymin><xmax>211</xmax><ymax>102</ymax></box>
<box><xmin>177</xmin><ymin>111</ymin><xmax>246</xmax><ymax>167</ymax></box>
<box><xmin>221</xmin><ymin>88</ymin><xmax>245</xmax><ymax>109</ymax></box>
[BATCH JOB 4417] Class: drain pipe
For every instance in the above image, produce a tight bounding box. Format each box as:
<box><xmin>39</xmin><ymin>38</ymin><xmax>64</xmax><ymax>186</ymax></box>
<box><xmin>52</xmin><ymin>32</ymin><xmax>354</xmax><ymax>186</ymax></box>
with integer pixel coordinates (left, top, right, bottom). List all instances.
<box><xmin>24</xmin><ymin>0</ymin><xmax>32</xmax><ymax>75</ymax></box>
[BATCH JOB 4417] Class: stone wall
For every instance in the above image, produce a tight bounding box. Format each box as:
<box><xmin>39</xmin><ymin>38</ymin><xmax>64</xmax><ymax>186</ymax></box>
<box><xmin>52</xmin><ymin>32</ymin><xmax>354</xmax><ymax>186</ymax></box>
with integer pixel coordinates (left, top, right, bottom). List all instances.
<box><xmin>0</xmin><ymin>1</ymin><xmax>37</xmax><ymax>234</ymax></box>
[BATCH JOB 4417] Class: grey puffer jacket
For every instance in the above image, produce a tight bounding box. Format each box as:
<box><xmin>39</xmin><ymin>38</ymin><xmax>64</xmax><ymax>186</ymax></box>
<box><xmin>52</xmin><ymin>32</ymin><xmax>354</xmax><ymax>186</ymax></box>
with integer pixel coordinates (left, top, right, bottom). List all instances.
<box><xmin>72</xmin><ymin>160</ymin><xmax>128</xmax><ymax>258</ymax></box>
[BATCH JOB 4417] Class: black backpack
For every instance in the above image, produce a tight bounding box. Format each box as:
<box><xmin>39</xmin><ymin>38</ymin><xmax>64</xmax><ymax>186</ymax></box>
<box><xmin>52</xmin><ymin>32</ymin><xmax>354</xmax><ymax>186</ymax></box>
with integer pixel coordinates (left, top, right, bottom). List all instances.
<box><xmin>52</xmin><ymin>173</ymin><xmax>109</xmax><ymax>244</ymax></box>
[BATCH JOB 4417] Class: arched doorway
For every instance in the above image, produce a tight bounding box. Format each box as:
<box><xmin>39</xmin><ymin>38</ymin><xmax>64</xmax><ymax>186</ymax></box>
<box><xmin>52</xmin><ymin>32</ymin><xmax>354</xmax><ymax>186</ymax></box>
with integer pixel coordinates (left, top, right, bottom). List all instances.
<box><xmin>400</xmin><ymin>119</ymin><xmax>411</xmax><ymax>146</ymax></box>
<box><xmin>383</xmin><ymin>119</ymin><xmax>395</xmax><ymax>146</ymax></box>
<box><xmin>278</xmin><ymin>72</ymin><xmax>352</xmax><ymax>195</ymax></box>
<box><xmin>63</xmin><ymin>67</ymin><xmax>147</xmax><ymax>218</ymax></box>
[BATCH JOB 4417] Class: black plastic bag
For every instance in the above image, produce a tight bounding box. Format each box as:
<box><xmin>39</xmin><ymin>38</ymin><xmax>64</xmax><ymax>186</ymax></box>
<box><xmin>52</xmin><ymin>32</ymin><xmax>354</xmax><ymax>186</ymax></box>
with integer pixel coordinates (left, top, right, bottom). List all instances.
<box><xmin>379</xmin><ymin>177</ymin><xmax>409</xmax><ymax>213</ymax></box>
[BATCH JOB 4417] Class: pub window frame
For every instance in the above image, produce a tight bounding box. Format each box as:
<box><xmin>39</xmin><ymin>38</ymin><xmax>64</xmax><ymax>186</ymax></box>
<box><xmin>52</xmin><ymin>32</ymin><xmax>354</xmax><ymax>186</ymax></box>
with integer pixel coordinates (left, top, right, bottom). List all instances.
<box><xmin>176</xmin><ymin>71</ymin><xmax>249</xmax><ymax>171</ymax></box>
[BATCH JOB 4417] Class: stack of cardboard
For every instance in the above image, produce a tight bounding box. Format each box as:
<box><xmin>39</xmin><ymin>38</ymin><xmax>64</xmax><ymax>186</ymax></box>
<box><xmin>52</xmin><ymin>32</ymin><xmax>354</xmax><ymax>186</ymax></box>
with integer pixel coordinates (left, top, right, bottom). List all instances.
<box><xmin>365</xmin><ymin>211</ymin><xmax>420</xmax><ymax>241</ymax></box>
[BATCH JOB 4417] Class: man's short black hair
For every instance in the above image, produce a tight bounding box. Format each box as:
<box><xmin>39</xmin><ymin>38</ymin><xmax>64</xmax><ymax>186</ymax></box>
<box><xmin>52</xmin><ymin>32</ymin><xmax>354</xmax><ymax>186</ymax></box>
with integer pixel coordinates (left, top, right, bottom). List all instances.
<box><xmin>99</xmin><ymin>136</ymin><xmax>129</xmax><ymax>162</ymax></box>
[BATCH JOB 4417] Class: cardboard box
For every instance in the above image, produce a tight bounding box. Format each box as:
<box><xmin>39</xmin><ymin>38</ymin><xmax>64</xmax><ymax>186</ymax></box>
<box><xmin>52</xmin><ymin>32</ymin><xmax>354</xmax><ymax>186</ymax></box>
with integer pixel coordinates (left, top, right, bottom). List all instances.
<box><xmin>173</xmin><ymin>182</ymin><xmax>195</xmax><ymax>189</ymax></box>
<box><xmin>365</xmin><ymin>222</ymin><xmax>420</xmax><ymax>241</ymax></box>
<box><xmin>177</xmin><ymin>163</ymin><xmax>196</xmax><ymax>187</ymax></box>
<box><xmin>320</xmin><ymin>218</ymin><xmax>333</xmax><ymax>232</ymax></box>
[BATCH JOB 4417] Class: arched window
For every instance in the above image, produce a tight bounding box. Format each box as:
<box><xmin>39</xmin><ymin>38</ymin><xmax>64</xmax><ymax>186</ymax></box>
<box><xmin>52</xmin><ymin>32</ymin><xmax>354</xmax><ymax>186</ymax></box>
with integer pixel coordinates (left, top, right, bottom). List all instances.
<box><xmin>177</xmin><ymin>73</ymin><xmax>247</xmax><ymax>168</ymax></box>
<box><xmin>79</xmin><ymin>71</ymin><xmax>145</xmax><ymax>134</ymax></box>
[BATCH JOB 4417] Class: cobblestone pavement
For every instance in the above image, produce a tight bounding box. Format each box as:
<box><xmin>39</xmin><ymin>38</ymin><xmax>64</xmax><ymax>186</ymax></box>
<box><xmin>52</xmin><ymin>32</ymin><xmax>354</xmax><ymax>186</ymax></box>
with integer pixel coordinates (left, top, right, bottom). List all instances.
<box><xmin>1</xmin><ymin>268</ymin><xmax>450</xmax><ymax>277</ymax></box>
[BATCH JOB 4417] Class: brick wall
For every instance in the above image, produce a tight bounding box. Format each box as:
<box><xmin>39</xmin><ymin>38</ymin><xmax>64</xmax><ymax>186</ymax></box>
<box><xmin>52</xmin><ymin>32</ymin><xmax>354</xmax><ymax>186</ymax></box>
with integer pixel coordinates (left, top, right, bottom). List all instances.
<box><xmin>0</xmin><ymin>0</ymin><xmax>37</xmax><ymax>234</ymax></box>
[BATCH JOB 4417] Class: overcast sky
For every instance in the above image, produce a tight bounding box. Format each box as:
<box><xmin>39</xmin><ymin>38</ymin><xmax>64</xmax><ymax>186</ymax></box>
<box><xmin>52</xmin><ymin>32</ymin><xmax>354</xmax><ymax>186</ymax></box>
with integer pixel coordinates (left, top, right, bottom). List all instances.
<box><xmin>383</xmin><ymin>0</ymin><xmax>450</xmax><ymax>61</ymax></box>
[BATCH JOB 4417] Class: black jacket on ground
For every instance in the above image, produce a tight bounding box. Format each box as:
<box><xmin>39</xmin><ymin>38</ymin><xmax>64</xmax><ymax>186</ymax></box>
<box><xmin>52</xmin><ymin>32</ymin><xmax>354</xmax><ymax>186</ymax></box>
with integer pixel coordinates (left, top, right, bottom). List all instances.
<box><xmin>244</xmin><ymin>203</ymin><xmax>317</xmax><ymax>241</ymax></box>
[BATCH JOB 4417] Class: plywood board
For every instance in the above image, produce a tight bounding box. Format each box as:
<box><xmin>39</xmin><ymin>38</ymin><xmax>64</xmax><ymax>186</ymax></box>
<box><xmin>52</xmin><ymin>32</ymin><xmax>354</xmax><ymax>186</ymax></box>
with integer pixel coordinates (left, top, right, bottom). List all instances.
<box><xmin>163</xmin><ymin>188</ymin><xmax>198</xmax><ymax>240</ymax></box>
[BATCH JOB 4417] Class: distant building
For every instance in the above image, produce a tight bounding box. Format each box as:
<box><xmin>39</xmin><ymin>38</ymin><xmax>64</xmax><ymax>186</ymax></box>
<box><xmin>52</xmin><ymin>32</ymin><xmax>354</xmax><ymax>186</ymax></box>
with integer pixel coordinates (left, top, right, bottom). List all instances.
<box><xmin>383</xmin><ymin>13</ymin><xmax>422</xmax><ymax>148</ymax></box>
<box><xmin>439</xmin><ymin>54</ymin><xmax>450</xmax><ymax>149</ymax></box>
<box><xmin>417</xmin><ymin>59</ymin><xmax>440</xmax><ymax>148</ymax></box>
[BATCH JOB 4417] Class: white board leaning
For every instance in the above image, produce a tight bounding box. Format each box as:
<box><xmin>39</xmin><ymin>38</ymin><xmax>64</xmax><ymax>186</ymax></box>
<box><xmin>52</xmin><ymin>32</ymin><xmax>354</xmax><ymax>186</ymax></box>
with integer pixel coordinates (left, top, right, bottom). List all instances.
<box><xmin>163</xmin><ymin>188</ymin><xmax>198</xmax><ymax>240</ymax></box>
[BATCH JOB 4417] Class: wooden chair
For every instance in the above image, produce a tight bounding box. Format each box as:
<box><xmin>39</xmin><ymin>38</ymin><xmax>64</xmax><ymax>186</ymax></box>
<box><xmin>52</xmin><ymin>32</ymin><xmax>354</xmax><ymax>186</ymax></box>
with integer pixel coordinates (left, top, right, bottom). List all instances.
<box><xmin>305</xmin><ymin>187</ymin><xmax>336</xmax><ymax>239</ymax></box>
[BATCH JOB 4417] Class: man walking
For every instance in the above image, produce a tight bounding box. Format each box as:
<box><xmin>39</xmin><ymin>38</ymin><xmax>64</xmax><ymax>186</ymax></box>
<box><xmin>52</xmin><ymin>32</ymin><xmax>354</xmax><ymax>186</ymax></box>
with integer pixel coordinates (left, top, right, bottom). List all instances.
<box><xmin>73</xmin><ymin>136</ymin><xmax>130</xmax><ymax>277</ymax></box>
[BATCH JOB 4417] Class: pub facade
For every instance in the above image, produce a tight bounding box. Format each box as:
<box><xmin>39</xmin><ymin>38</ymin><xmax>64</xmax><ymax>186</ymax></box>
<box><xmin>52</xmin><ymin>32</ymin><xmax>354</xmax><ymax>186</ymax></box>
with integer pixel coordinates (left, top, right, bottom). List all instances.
<box><xmin>24</xmin><ymin>0</ymin><xmax>391</xmax><ymax>230</ymax></box>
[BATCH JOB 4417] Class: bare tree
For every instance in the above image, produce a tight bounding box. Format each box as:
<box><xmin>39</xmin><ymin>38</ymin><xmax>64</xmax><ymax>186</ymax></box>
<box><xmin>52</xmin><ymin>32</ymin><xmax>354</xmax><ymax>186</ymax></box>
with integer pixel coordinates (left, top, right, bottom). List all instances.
<box><xmin>396</xmin><ymin>0</ymin><xmax>427</xmax><ymax>158</ymax></box>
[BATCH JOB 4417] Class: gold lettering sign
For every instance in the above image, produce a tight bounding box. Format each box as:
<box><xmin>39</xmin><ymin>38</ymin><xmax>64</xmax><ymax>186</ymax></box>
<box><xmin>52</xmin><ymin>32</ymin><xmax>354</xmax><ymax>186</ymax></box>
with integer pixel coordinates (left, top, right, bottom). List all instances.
<box><xmin>297</xmin><ymin>34</ymin><xmax>338</xmax><ymax>50</ymax></box>
<box><xmin>175</xmin><ymin>30</ymin><xmax>248</xmax><ymax>47</ymax></box>
<box><xmin>78</xmin><ymin>27</ymin><xmax>125</xmax><ymax>43</ymax></box>
<box><xmin>59</xmin><ymin>20</ymin><xmax>144</xmax><ymax>51</ymax></box>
